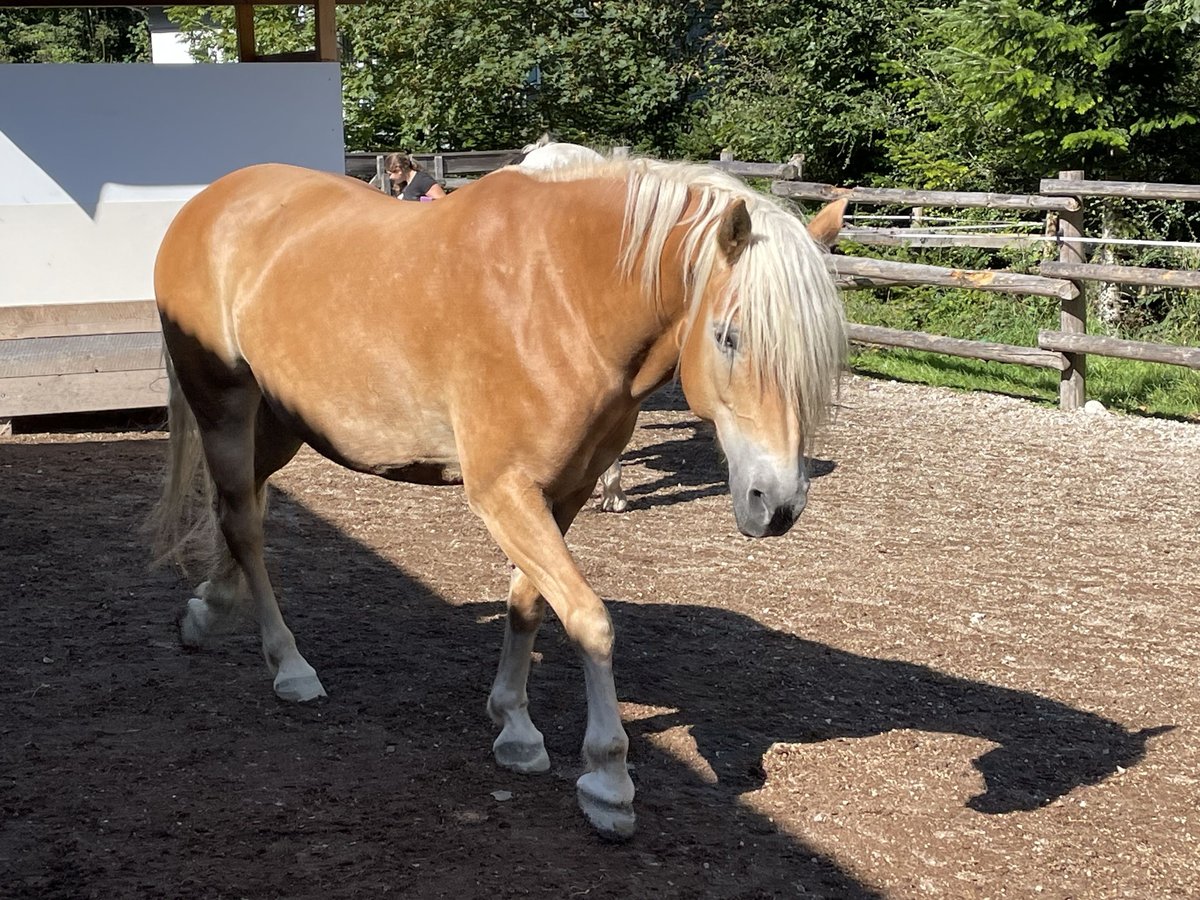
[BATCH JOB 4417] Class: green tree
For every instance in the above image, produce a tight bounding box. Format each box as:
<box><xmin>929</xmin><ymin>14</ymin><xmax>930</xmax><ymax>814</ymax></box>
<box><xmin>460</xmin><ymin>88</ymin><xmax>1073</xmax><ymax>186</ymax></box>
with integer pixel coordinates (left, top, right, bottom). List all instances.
<box><xmin>0</xmin><ymin>8</ymin><xmax>150</xmax><ymax>62</ymax></box>
<box><xmin>169</xmin><ymin>0</ymin><xmax>709</xmax><ymax>153</ymax></box>
<box><xmin>890</xmin><ymin>0</ymin><xmax>1200</xmax><ymax>188</ymax></box>
<box><xmin>677</xmin><ymin>0</ymin><xmax>911</xmax><ymax>182</ymax></box>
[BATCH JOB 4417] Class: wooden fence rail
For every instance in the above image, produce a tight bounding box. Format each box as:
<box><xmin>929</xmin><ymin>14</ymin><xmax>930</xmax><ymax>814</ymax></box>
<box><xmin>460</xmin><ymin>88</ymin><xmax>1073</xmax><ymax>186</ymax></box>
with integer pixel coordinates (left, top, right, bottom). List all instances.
<box><xmin>792</xmin><ymin>168</ymin><xmax>1200</xmax><ymax>409</ymax></box>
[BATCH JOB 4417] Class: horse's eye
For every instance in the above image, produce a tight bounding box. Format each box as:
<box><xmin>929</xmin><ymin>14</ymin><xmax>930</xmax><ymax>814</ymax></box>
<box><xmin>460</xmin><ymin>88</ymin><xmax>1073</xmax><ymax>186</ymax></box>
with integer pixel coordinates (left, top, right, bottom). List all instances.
<box><xmin>715</xmin><ymin>327</ymin><xmax>740</xmax><ymax>355</ymax></box>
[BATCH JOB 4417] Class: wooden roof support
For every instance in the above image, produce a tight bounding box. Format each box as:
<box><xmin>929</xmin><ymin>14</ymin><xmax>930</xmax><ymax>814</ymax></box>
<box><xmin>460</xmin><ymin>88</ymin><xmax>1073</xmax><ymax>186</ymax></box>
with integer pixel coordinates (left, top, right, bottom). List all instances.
<box><xmin>235</xmin><ymin>4</ymin><xmax>256</xmax><ymax>63</ymax></box>
<box><xmin>316</xmin><ymin>0</ymin><xmax>338</xmax><ymax>61</ymax></box>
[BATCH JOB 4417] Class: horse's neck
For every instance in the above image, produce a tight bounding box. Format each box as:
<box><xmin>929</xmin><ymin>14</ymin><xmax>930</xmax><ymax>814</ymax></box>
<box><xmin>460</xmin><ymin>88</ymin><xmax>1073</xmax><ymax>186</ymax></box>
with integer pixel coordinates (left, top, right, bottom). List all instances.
<box><xmin>628</xmin><ymin>323</ymin><xmax>684</xmax><ymax>399</ymax></box>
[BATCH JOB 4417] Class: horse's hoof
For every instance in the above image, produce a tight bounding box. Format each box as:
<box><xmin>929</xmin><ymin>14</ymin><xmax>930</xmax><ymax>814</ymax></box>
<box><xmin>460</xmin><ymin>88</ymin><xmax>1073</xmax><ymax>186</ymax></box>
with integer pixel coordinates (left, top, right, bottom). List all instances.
<box><xmin>178</xmin><ymin>597</ymin><xmax>209</xmax><ymax>649</ymax></box>
<box><xmin>273</xmin><ymin>671</ymin><xmax>327</xmax><ymax>703</ymax></box>
<box><xmin>494</xmin><ymin>739</ymin><xmax>551</xmax><ymax>774</ymax></box>
<box><xmin>577</xmin><ymin>774</ymin><xmax>636</xmax><ymax>840</ymax></box>
<box><xmin>599</xmin><ymin>496</ymin><xmax>628</xmax><ymax>513</ymax></box>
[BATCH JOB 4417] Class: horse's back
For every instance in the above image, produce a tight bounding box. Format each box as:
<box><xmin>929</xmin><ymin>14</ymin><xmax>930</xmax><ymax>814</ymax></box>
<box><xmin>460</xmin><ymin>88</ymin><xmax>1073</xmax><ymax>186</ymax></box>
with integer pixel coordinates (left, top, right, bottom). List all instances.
<box><xmin>155</xmin><ymin>165</ymin><xmax>382</xmax><ymax>361</ymax></box>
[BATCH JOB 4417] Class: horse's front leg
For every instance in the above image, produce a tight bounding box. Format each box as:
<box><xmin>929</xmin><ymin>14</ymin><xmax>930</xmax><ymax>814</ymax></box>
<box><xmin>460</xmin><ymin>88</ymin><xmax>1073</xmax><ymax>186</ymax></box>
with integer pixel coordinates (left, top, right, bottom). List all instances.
<box><xmin>470</xmin><ymin>477</ymin><xmax>635</xmax><ymax>840</ymax></box>
<box><xmin>488</xmin><ymin>485</ymin><xmax>594</xmax><ymax>773</ymax></box>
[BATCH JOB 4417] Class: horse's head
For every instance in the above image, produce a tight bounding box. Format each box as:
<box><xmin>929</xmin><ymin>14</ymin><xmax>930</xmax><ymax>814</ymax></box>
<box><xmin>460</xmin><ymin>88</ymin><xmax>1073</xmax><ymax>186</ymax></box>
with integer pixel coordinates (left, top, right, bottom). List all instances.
<box><xmin>677</xmin><ymin>196</ymin><xmax>846</xmax><ymax>538</ymax></box>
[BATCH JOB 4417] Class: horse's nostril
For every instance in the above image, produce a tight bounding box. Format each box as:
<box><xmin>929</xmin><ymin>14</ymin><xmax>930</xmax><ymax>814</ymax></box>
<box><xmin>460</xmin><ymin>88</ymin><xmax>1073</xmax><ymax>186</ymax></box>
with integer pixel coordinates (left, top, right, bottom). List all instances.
<box><xmin>766</xmin><ymin>506</ymin><xmax>795</xmax><ymax>536</ymax></box>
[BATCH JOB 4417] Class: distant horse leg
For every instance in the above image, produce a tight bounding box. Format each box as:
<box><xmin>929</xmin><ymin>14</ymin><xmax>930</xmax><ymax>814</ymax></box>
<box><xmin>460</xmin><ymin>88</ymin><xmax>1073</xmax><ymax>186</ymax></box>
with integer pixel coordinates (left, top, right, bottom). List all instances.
<box><xmin>487</xmin><ymin>487</ymin><xmax>591</xmax><ymax>774</ymax></box>
<box><xmin>472</xmin><ymin>478</ymin><xmax>635</xmax><ymax>839</ymax></box>
<box><xmin>597</xmin><ymin>459</ymin><xmax>627</xmax><ymax>512</ymax></box>
<box><xmin>196</xmin><ymin>388</ymin><xmax>321</xmax><ymax>701</ymax></box>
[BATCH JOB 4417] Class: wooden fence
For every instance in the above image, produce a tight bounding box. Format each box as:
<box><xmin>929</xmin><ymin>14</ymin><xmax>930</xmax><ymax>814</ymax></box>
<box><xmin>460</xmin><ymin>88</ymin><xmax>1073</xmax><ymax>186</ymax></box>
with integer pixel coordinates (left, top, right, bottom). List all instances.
<box><xmin>775</xmin><ymin>170</ymin><xmax>1200</xmax><ymax>410</ymax></box>
<box><xmin>3</xmin><ymin>153</ymin><xmax>1198</xmax><ymax>430</ymax></box>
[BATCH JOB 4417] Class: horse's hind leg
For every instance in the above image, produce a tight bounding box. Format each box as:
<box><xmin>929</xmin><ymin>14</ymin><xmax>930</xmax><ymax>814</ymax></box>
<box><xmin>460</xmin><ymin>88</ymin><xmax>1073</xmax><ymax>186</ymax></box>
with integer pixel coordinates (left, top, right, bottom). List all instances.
<box><xmin>597</xmin><ymin>459</ymin><xmax>627</xmax><ymax>512</ymax></box>
<box><xmin>488</xmin><ymin>569</ymin><xmax>551</xmax><ymax>773</ymax></box>
<box><xmin>179</xmin><ymin>402</ymin><xmax>302</xmax><ymax>647</ymax></box>
<box><xmin>191</xmin><ymin>385</ymin><xmax>322</xmax><ymax>701</ymax></box>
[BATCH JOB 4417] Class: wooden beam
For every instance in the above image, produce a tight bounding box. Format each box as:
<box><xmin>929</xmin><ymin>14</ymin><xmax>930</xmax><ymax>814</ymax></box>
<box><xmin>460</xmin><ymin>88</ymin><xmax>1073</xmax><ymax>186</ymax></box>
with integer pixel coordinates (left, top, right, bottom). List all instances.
<box><xmin>841</xmin><ymin>227</ymin><xmax>1043</xmax><ymax>250</ymax></box>
<box><xmin>1039</xmin><ymin>260</ymin><xmax>1200</xmax><ymax>290</ymax></box>
<box><xmin>830</xmin><ymin>256</ymin><xmax>1079</xmax><ymax>300</ymax></box>
<box><xmin>0</xmin><ymin>369</ymin><xmax>166</xmax><ymax>418</ymax></box>
<box><xmin>255</xmin><ymin>50</ymin><xmax>319</xmax><ymax>62</ymax></box>
<box><xmin>1039</xmin><ymin>330</ymin><xmax>1200</xmax><ymax>369</ymax></box>
<box><xmin>315</xmin><ymin>0</ymin><xmax>338</xmax><ymax>62</ymax></box>
<box><xmin>1039</xmin><ymin>178</ymin><xmax>1200</xmax><ymax>202</ymax></box>
<box><xmin>0</xmin><ymin>301</ymin><xmax>159</xmax><ymax>341</ymax></box>
<box><xmin>773</xmin><ymin>181</ymin><xmax>1080</xmax><ymax>213</ymax></box>
<box><xmin>849</xmin><ymin>324</ymin><xmax>1068</xmax><ymax>370</ymax></box>
<box><xmin>0</xmin><ymin>333</ymin><xmax>163</xmax><ymax>379</ymax></box>
<box><xmin>235</xmin><ymin>3</ymin><xmax>256</xmax><ymax>63</ymax></box>
<box><xmin>709</xmin><ymin>160</ymin><xmax>800</xmax><ymax>181</ymax></box>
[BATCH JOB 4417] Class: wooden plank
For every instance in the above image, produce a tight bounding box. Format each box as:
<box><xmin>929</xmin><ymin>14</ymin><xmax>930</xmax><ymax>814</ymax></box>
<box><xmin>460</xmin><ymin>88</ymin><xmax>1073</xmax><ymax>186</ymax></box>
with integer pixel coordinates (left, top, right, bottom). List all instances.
<box><xmin>254</xmin><ymin>50</ymin><xmax>319</xmax><ymax>62</ymax></box>
<box><xmin>344</xmin><ymin>150</ymin><xmax>521</xmax><ymax>181</ymax></box>
<box><xmin>438</xmin><ymin>150</ymin><xmax>528</xmax><ymax>174</ymax></box>
<box><xmin>830</xmin><ymin>256</ymin><xmax>1079</xmax><ymax>300</ymax></box>
<box><xmin>1039</xmin><ymin>178</ymin><xmax>1200</xmax><ymax>202</ymax></box>
<box><xmin>1038</xmin><ymin>330</ymin><xmax>1200</xmax><ymax>369</ymax></box>
<box><xmin>0</xmin><ymin>333</ymin><xmax>163</xmax><ymax>379</ymax></box>
<box><xmin>709</xmin><ymin>160</ymin><xmax>800</xmax><ymax>180</ymax></box>
<box><xmin>1039</xmin><ymin>260</ymin><xmax>1200</xmax><ymax>290</ymax></box>
<box><xmin>773</xmin><ymin>181</ymin><xmax>1080</xmax><ymax>212</ymax></box>
<box><xmin>0</xmin><ymin>368</ymin><xmax>167</xmax><ymax>418</ymax></box>
<box><xmin>0</xmin><ymin>301</ymin><xmax>160</xmax><ymax>341</ymax></box>
<box><xmin>849</xmin><ymin>324</ymin><xmax>1068</xmax><ymax>370</ymax></box>
<box><xmin>841</xmin><ymin>227</ymin><xmax>1043</xmax><ymax>250</ymax></box>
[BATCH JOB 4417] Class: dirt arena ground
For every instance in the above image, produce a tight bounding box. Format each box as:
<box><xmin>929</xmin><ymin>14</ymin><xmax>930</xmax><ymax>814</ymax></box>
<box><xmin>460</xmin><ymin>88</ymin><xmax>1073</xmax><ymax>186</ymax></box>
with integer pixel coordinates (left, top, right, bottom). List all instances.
<box><xmin>1</xmin><ymin>375</ymin><xmax>1197</xmax><ymax>899</ymax></box>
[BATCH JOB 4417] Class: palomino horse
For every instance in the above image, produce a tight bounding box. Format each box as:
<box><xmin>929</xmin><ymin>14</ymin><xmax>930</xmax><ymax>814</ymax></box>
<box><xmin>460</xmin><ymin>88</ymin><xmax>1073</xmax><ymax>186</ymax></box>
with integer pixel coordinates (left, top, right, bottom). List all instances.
<box><xmin>516</xmin><ymin>138</ymin><xmax>631</xmax><ymax>511</ymax></box>
<box><xmin>148</xmin><ymin>154</ymin><xmax>847</xmax><ymax>839</ymax></box>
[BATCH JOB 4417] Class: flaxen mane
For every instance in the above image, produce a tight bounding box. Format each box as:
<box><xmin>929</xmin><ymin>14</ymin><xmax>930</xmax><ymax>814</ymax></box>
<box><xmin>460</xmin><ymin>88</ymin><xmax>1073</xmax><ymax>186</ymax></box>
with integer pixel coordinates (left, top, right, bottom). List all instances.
<box><xmin>521</xmin><ymin>156</ymin><xmax>847</xmax><ymax>450</ymax></box>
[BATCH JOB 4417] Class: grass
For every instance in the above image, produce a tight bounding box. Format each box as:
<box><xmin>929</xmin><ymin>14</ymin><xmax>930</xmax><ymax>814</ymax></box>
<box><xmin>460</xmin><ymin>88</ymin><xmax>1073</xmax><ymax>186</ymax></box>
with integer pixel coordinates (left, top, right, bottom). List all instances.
<box><xmin>843</xmin><ymin>287</ymin><xmax>1200</xmax><ymax>423</ymax></box>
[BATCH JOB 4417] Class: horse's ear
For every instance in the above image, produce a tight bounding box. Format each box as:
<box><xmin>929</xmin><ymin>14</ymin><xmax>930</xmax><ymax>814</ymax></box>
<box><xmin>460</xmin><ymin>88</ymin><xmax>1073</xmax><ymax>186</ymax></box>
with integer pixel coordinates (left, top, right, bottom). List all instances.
<box><xmin>718</xmin><ymin>199</ymin><xmax>752</xmax><ymax>266</ymax></box>
<box><xmin>807</xmin><ymin>198</ymin><xmax>846</xmax><ymax>249</ymax></box>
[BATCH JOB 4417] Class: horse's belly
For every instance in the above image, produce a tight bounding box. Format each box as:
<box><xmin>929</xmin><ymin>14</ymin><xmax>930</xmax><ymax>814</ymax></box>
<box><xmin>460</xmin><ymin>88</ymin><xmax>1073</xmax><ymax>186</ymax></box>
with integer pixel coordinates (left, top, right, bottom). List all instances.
<box><xmin>262</xmin><ymin>386</ymin><xmax>461</xmax><ymax>485</ymax></box>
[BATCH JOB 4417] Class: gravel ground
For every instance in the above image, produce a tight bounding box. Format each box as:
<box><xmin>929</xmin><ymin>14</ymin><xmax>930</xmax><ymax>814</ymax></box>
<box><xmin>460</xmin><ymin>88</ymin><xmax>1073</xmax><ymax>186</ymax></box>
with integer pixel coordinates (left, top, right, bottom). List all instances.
<box><xmin>1</xmin><ymin>375</ymin><xmax>1197</xmax><ymax>898</ymax></box>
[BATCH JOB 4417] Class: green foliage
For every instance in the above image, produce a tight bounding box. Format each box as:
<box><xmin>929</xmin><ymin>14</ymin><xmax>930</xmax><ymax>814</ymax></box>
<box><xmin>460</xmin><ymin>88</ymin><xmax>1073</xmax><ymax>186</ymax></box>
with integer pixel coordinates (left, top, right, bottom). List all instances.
<box><xmin>169</xmin><ymin>1</ymin><xmax>707</xmax><ymax>153</ymax></box>
<box><xmin>678</xmin><ymin>0</ymin><xmax>910</xmax><ymax>183</ymax></box>
<box><xmin>0</xmin><ymin>8</ymin><xmax>149</xmax><ymax>62</ymax></box>
<box><xmin>890</xmin><ymin>0</ymin><xmax>1200</xmax><ymax>187</ymax></box>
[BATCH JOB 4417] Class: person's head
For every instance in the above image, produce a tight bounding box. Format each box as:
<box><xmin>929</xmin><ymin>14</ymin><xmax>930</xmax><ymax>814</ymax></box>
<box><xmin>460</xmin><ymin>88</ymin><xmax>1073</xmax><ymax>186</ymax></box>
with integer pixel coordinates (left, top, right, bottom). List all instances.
<box><xmin>385</xmin><ymin>153</ymin><xmax>421</xmax><ymax>182</ymax></box>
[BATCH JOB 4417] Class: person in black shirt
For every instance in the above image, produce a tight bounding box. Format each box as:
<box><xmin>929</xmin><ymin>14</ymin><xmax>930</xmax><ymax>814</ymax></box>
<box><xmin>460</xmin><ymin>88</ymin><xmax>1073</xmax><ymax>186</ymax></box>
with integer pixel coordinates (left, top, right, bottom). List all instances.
<box><xmin>384</xmin><ymin>153</ymin><xmax>446</xmax><ymax>202</ymax></box>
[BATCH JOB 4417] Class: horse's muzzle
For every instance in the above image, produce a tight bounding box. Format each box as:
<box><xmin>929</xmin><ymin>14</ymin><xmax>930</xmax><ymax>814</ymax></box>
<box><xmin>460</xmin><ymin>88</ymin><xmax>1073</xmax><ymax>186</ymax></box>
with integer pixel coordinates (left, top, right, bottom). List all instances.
<box><xmin>736</xmin><ymin>484</ymin><xmax>805</xmax><ymax>538</ymax></box>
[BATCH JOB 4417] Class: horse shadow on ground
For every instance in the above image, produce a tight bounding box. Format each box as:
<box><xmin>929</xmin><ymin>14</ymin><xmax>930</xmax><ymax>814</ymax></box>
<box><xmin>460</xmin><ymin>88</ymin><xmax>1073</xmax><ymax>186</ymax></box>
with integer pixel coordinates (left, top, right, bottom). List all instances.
<box><xmin>0</xmin><ymin>438</ymin><xmax>1162</xmax><ymax>899</ymax></box>
<box><xmin>619</xmin><ymin>422</ymin><xmax>836</xmax><ymax>512</ymax></box>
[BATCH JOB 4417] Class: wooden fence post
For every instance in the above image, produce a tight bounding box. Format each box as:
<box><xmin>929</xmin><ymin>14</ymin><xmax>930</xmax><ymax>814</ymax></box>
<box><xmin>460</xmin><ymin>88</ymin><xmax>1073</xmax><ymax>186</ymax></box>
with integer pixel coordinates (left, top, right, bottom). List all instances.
<box><xmin>1056</xmin><ymin>170</ymin><xmax>1087</xmax><ymax>410</ymax></box>
<box><xmin>720</xmin><ymin>149</ymin><xmax>734</xmax><ymax>163</ymax></box>
<box><xmin>375</xmin><ymin>155</ymin><xmax>387</xmax><ymax>193</ymax></box>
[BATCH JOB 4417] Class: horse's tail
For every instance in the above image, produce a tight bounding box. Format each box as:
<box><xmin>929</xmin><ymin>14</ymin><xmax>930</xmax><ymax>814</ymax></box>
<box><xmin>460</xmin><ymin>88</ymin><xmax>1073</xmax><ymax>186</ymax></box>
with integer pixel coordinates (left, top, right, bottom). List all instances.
<box><xmin>144</xmin><ymin>354</ymin><xmax>222</xmax><ymax>578</ymax></box>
